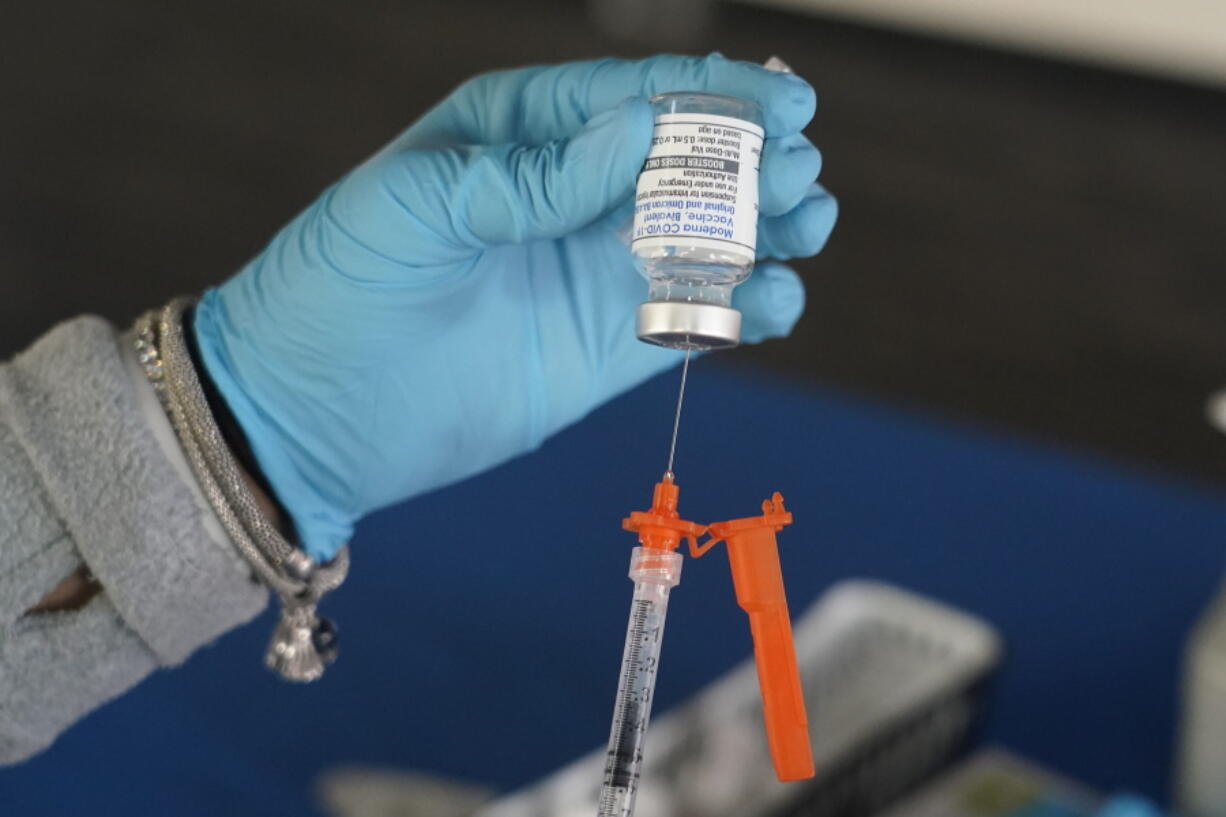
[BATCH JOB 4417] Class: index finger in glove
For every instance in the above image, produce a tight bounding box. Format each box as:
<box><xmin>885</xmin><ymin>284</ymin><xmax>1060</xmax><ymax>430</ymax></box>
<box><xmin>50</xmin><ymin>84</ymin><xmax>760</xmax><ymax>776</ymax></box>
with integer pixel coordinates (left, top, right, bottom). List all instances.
<box><xmin>406</xmin><ymin>53</ymin><xmax>817</xmax><ymax>148</ymax></box>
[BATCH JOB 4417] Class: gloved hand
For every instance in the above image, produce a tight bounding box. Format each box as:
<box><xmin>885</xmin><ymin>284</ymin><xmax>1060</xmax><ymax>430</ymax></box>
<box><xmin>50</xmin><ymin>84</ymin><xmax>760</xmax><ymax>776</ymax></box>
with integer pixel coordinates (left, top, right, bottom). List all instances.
<box><xmin>194</xmin><ymin>54</ymin><xmax>838</xmax><ymax>560</ymax></box>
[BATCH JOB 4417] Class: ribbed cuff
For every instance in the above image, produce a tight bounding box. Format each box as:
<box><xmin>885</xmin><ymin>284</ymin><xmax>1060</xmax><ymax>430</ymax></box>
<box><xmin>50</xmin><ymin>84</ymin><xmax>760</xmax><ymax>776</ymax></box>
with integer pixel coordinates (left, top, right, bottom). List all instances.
<box><xmin>0</xmin><ymin>316</ymin><xmax>267</xmax><ymax>665</ymax></box>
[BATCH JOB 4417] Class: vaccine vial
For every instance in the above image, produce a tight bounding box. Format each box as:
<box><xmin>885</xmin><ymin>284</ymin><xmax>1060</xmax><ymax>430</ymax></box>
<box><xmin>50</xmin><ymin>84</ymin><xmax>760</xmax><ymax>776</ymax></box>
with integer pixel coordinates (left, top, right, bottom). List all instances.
<box><xmin>631</xmin><ymin>92</ymin><xmax>765</xmax><ymax>350</ymax></box>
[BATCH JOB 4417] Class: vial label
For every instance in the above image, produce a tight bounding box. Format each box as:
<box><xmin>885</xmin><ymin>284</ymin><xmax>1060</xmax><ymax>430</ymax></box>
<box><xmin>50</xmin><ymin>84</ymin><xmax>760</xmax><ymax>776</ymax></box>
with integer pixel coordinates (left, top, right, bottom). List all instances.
<box><xmin>631</xmin><ymin>112</ymin><xmax>764</xmax><ymax>261</ymax></box>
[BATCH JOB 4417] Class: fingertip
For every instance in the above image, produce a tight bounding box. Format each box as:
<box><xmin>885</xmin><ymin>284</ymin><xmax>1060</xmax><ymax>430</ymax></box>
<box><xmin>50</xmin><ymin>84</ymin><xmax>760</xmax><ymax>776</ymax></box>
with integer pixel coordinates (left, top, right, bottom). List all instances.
<box><xmin>582</xmin><ymin>95</ymin><xmax>655</xmax><ymax>202</ymax></box>
<box><xmin>763</xmin><ymin>262</ymin><xmax>807</xmax><ymax>328</ymax></box>
<box><xmin>794</xmin><ymin>183</ymin><xmax>839</xmax><ymax>239</ymax></box>
<box><xmin>610</xmin><ymin>95</ymin><xmax>655</xmax><ymax>156</ymax></box>
<box><xmin>756</xmin><ymin>185</ymin><xmax>838</xmax><ymax>261</ymax></box>
<box><xmin>588</xmin><ymin>94</ymin><xmax>653</xmax><ymax>140</ymax></box>
<box><xmin>639</xmin><ymin>54</ymin><xmax>817</xmax><ymax>135</ymax></box>
<box><xmin>735</xmin><ymin>262</ymin><xmax>806</xmax><ymax>343</ymax></box>
<box><xmin>817</xmin><ymin>190</ymin><xmax>839</xmax><ymax>243</ymax></box>
<box><xmin>626</xmin><ymin>94</ymin><xmax>655</xmax><ymax>139</ymax></box>
<box><xmin>714</xmin><ymin>56</ymin><xmax>817</xmax><ymax>135</ymax></box>
<box><xmin>760</xmin><ymin>135</ymin><xmax>823</xmax><ymax>216</ymax></box>
<box><xmin>770</xmin><ymin>72</ymin><xmax>817</xmax><ymax>134</ymax></box>
<box><xmin>802</xmin><ymin>187</ymin><xmax>839</xmax><ymax>254</ymax></box>
<box><xmin>800</xmin><ymin>140</ymin><xmax>823</xmax><ymax>180</ymax></box>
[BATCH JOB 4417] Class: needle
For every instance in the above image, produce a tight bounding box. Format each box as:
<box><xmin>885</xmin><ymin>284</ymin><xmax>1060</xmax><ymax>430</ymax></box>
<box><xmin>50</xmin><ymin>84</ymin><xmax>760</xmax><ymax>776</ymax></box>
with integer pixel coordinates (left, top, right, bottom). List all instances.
<box><xmin>664</xmin><ymin>349</ymin><xmax>692</xmax><ymax>479</ymax></box>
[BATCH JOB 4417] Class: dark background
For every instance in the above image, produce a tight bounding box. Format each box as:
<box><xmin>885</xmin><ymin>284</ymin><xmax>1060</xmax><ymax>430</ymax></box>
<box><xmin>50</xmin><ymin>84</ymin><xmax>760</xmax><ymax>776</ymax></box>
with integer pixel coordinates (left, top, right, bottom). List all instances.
<box><xmin>3</xmin><ymin>0</ymin><xmax>1226</xmax><ymax>485</ymax></box>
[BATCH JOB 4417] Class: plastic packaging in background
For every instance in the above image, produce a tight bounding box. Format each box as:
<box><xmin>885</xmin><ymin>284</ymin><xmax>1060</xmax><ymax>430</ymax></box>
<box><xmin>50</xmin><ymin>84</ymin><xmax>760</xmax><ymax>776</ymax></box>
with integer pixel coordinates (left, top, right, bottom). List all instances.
<box><xmin>1175</xmin><ymin>579</ymin><xmax>1226</xmax><ymax>817</ymax></box>
<box><xmin>874</xmin><ymin>747</ymin><xmax>1101</xmax><ymax>817</ymax></box>
<box><xmin>316</xmin><ymin>768</ymin><xmax>496</xmax><ymax>817</ymax></box>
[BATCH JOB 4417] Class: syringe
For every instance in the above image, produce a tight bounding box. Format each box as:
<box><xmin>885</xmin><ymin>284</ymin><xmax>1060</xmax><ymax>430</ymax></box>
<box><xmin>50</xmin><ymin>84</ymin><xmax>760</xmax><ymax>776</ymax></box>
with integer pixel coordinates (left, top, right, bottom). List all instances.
<box><xmin>601</xmin><ymin>476</ymin><xmax>704</xmax><ymax>817</ymax></box>
<box><xmin>597</xmin><ymin>545</ymin><xmax>681</xmax><ymax>817</ymax></box>
<box><xmin>598</xmin><ymin>345</ymin><xmax>697</xmax><ymax>817</ymax></box>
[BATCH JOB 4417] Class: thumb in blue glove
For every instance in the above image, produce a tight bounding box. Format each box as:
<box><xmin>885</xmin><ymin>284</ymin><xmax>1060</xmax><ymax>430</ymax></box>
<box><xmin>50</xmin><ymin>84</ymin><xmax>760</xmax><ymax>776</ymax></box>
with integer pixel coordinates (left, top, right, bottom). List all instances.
<box><xmin>328</xmin><ymin>95</ymin><xmax>654</xmax><ymax>266</ymax></box>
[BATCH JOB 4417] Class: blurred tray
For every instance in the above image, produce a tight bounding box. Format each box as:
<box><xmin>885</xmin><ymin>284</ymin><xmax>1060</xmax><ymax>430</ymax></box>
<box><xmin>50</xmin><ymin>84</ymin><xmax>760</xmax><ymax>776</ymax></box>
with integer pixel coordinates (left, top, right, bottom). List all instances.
<box><xmin>873</xmin><ymin>746</ymin><xmax>1100</xmax><ymax>817</ymax></box>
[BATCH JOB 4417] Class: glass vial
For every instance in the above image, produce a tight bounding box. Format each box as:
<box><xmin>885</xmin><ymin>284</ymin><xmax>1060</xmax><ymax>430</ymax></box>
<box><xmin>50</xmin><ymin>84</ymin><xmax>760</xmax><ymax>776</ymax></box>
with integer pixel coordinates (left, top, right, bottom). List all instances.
<box><xmin>631</xmin><ymin>92</ymin><xmax>765</xmax><ymax>350</ymax></box>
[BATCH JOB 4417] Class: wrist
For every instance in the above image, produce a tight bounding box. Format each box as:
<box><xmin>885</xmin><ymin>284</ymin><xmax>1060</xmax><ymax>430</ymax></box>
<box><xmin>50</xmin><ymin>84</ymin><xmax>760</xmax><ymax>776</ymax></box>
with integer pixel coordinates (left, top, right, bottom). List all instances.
<box><xmin>134</xmin><ymin>299</ymin><xmax>350</xmax><ymax>681</ymax></box>
<box><xmin>237</xmin><ymin>461</ymin><xmax>286</xmax><ymax>536</ymax></box>
<box><xmin>183</xmin><ymin>304</ymin><xmax>290</xmax><ymax>531</ymax></box>
<box><xmin>191</xmin><ymin>289</ymin><xmax>353</xmax><ymax>559</ymax></box>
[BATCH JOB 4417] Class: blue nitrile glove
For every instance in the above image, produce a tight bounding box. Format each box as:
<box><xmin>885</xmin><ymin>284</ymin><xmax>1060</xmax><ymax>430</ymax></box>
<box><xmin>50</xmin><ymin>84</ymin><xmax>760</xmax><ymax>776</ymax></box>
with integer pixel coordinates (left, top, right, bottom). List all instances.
<box><xmin>194</xmin><ymin>54</ymin><xmax>838</xmax><ymax>560</ymax></box>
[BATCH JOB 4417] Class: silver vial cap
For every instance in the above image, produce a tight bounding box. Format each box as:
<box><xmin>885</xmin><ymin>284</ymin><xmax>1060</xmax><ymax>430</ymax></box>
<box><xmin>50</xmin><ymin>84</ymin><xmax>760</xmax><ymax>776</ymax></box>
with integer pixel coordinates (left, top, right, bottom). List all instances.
<box><xmin>636</xmin><ymin>301</ymin><xmax>742</xmax><ymax>351</ymax></box>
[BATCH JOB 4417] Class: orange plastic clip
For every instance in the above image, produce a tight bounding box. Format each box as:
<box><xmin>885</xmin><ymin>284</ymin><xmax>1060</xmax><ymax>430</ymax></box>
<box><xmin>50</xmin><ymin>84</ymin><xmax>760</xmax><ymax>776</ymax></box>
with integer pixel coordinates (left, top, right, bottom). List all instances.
<box><xmin>622</xmin><ymin>473</ymin><xmax>706</xmax><ymax>554</ymax></box>
<box><xmin>692</xmin><ymin>493</ymin><xmax>815</xmax><ymax>782</ymax></box>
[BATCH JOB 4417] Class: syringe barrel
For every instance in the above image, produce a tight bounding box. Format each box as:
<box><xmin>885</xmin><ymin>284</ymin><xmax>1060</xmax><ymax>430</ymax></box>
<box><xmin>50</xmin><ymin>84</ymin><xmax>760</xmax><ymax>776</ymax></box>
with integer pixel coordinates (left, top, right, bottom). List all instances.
<box><xmin>598</xmin><ymin>547</ymin><xmax>683</xmax><ymax>817</ymax></box>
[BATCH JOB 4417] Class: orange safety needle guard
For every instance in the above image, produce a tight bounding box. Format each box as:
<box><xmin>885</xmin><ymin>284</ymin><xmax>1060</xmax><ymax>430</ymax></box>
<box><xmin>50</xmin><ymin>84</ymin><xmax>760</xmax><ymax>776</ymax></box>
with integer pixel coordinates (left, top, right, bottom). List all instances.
<box><xmin>692</xmin><ymin>493</ymin><xmax>815</xmax><ymax>782</ymax></box>
<box><xmin>622</xmin><ymin>473</ymin><xmax>706</xmax><ymax>553</ymax></box>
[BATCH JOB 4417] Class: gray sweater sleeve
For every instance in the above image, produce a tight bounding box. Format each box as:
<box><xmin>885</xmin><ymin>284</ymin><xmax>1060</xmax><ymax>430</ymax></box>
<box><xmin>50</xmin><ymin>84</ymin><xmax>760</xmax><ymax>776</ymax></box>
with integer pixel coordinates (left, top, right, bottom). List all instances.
<box><xmin>0</xmin><ymin>316</ymin><xmax>268</xmax><ymax>764</ymax></box>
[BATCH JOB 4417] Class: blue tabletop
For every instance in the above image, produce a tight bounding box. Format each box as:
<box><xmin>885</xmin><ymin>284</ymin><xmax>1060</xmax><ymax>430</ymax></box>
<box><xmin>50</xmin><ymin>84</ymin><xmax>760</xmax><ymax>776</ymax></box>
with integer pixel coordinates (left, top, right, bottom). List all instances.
<box><xmin>6</xmin><ymin>362</ymin><xmax>1226</xmax><ymax>816</ymax></box>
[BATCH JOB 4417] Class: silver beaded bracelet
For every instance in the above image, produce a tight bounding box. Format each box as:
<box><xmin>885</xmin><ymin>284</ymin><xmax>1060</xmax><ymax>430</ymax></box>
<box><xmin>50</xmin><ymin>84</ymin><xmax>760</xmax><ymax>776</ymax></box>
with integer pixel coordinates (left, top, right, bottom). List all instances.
<box><xmin>131</xmin><ymin>298</ymin><xmax>349</xmax><ymax>682</ymax></box>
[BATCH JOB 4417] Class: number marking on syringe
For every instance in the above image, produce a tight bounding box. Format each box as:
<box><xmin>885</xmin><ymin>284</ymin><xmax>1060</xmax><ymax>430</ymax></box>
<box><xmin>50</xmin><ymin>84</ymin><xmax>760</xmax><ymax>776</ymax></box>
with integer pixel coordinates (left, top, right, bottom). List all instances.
<box><xmin>605</xmin><ymin>599</ymin><xmax>657</xmax><ymax>791</ymax></box>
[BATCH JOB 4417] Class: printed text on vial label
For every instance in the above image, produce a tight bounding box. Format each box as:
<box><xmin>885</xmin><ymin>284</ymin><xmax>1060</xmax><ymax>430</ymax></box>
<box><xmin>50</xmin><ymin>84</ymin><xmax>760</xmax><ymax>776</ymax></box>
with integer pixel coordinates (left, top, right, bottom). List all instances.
<box><xmin>632</xmin><ymin>115</ymin><xmax>763</xmax><ymax>256</ymax></box>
